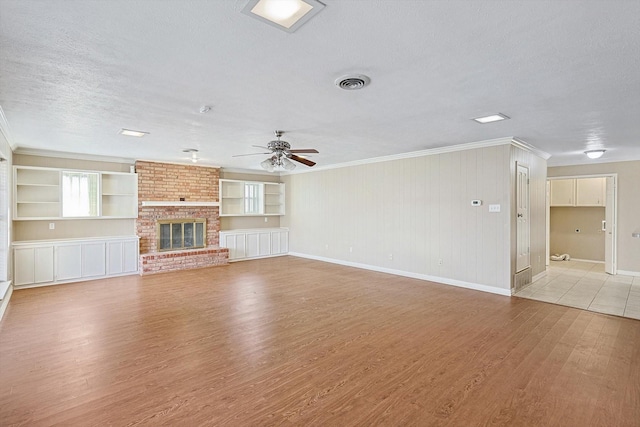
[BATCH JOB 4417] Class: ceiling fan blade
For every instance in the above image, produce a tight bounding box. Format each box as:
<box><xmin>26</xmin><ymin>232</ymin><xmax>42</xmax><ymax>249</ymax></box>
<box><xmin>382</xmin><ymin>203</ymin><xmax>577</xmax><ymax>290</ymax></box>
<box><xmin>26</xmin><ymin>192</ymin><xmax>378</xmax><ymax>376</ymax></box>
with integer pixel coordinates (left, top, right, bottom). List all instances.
<box><xmin>251</xmin><ymin>145</ymin><xmax>270</xmax><ymax>150</ymax></box>
<box><xmin>288</xmin><ymin>149</ymin><xmax>319</xmax><ymax>154</ymax></box>
<box><xmin>232</xmin><ymin>152</ymin><xmax>271</xmax><ymax>157</ymax></box>
<box><xmin>289</xmin><ymin>154</ymin><xmax>316</xmax><ymax>167</ymax></box>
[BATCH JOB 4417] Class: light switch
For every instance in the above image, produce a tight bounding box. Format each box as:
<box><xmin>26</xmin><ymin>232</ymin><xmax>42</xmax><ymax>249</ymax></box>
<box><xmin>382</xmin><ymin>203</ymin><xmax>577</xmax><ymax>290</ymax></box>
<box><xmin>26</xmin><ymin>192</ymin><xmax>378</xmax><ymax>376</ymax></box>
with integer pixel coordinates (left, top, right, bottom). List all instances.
<box><xmin>489</xmin><ymin>204</ymin><xmax>501</xmax><ymax>213</ymax></box>
<box><xmin>471</xmin><ymin>200</ymin><xmax>482</xmax><ymax>206</ymax></box>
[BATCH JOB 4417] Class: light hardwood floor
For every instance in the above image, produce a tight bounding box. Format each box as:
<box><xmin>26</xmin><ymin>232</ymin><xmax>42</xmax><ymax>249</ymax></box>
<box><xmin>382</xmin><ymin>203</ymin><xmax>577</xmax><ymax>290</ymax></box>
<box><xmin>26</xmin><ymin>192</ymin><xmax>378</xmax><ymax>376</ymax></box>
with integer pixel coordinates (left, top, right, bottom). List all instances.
<box><xmin>1</xmin><ymin>256</ymin><xmax>639</xmax><ymax>426</ymax></box>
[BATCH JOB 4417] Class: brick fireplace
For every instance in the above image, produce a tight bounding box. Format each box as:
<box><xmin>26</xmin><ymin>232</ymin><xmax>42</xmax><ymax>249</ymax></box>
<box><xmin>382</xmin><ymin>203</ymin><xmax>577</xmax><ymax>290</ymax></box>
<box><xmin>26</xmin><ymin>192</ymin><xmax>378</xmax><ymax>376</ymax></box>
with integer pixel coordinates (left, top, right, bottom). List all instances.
<box><xmin>135</xmin><ymin>161</ymin><xmax>228</xmax><ymax>275</ymax></box>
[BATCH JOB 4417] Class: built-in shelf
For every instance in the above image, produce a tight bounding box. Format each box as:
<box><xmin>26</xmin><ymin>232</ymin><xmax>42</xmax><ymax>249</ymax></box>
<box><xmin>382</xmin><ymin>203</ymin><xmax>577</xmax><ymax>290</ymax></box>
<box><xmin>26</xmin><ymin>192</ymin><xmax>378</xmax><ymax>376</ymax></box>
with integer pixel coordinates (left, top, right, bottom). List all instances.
<box><xmin>14</xmin><ymin>166</ymin><xmax>138</xmax><ymax>220</ymax></box>
<box><xmin>141</xmin><ymin>201</ymin><xmax>220</xmax><ymax>207</ymax></box>
<box><xmin>219</xmin><ymin>179</ymin><xmax>284</xmax><ymax>216</ymax></box>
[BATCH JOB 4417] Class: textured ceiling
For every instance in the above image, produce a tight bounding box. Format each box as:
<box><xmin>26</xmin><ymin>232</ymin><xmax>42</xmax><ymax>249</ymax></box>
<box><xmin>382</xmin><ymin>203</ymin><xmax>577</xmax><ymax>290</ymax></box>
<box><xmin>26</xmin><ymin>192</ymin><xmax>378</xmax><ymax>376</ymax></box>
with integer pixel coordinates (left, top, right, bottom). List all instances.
<box><xmin>1</xmin><ymin>0</ymin><xmax>639</xmax><ymax>170</ymax></box>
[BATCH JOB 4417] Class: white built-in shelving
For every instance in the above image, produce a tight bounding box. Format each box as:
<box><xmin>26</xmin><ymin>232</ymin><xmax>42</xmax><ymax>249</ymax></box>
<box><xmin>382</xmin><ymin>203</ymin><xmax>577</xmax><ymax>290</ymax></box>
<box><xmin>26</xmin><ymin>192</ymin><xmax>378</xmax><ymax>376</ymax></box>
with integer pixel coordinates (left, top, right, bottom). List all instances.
<box><xmin>219</xmin><ymin>179</ymin><xmax>285</xmax><ymax>216</ymax></box>
<box><xmin>14</xmin><ymin>166</ymin><xmax>138</xmax><ymax>220</ymax></box>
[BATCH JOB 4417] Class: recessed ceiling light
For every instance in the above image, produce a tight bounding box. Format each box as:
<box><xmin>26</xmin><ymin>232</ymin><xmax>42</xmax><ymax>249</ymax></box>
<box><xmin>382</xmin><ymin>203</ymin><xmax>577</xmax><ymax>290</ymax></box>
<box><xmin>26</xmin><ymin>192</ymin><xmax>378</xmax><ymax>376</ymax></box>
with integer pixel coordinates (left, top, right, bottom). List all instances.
<box><xmin>242</xmin><ymin>0</ymin><xmax>325</xmax><ymax>33</ymax></box>
<box><xmin>119</xmin><ymin>129</ymin><xmax>149</xmax><ymax>137</ymax></box>
<box><xmin>472</xmin><ymin>113</ymin><xmax>510</xmax><ymax>124</ymax></box>
<box><xmin>585</xmin><ymin>149</ymin><xmax>606</xmax><ymax>159</ymax></box>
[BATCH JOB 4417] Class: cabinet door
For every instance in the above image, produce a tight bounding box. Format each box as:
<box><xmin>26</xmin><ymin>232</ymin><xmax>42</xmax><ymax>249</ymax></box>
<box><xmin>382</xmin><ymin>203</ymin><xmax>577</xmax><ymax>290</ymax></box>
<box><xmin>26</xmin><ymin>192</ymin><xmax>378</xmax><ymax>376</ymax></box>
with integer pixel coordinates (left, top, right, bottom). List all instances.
<box><xmin>82</xmin><ymin>242</ymin><xmax>106</xmax><ymax>278</ymax></box>
<box><xmin>14</xmin><ymin>248</ymin><xmax>35</xmax><ymax>285</ymax></box>
<box><xmin>246</xmin><ymin>232</ymin><xmax>271</xmax><ymax>257</ymax></box>
<box><xmin>14</xmin><ymin>246</ymin><xmax>55</xmax><ymax>285</ymax></box>
<box><xmin>222</xmin><ymin>234</ymin><xmax>245</xmax><ymax>260</ymax></box>
<box><xmin>122</xmin><ymin>240</ymin><xmax>139</xmax><ymax>273</ymax></box>
<box><xmin>34</xmin><ymin>246</ymin><xmax>54</xmax><ymax>283</ymax></box>
<box><xmin>576</xmin><ymin>177</ymin><xmax>606</xmax><ymax>206</ymax></box>
<box><xmin>107</xmin><ymin>241</ymin><xmax>124</xmax><ymax>275</ymax></box>
<box><xmin>56</xmin><ymin>244</ymin><xmax>82</xmax><ymax>281</ymax></box>
<box><xmin>550</xmin><ymin>179</ymin><xmax>575</xmax><ymax>206</ymax></box>
<box><xmin>271</xmin><ymin>231</ymin><xmax>289</xmax><ymax>254</ymax></box>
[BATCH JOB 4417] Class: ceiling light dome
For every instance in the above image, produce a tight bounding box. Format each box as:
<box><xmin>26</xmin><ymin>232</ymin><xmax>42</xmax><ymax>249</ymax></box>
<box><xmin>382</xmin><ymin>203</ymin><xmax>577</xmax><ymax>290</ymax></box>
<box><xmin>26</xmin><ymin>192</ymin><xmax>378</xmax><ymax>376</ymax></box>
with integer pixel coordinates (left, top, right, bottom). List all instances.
<box><xmin>585</xmin><ymin>149</ymin><xmax>606</xmax><ymax>159</ymax></box>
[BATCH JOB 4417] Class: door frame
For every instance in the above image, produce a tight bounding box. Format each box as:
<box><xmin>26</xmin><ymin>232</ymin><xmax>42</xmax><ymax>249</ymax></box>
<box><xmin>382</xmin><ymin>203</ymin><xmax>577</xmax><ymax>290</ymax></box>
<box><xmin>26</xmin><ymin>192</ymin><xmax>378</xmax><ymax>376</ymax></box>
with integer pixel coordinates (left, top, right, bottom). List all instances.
<box><xmin>546</xmin><ymin>173</ymin><xmax>618</xmax><ymax>273</ymax></box>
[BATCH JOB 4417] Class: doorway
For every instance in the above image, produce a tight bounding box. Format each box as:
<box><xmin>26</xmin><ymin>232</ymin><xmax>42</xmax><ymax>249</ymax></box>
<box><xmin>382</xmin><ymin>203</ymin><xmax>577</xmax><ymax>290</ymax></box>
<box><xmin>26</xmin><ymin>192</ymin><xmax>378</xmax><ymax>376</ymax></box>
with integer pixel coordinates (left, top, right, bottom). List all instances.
<box><xmin>546</xmin><ymin>174</ymin><xmax>617</xmax><ymax>274</ymax></box>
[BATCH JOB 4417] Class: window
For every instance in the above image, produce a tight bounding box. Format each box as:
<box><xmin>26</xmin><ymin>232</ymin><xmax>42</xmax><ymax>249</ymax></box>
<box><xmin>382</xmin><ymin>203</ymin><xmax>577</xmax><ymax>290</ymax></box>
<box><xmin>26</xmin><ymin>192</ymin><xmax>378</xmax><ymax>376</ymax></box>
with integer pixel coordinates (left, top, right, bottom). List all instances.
<box><xmin>244</xmin><ymin>183</ymin><xmax>262</xmax><ymax>214</ymax></box>
<box><xmin>62</xmin><ymin>171</ymin><xmax>99</xmax><ymax>217</ymax></box>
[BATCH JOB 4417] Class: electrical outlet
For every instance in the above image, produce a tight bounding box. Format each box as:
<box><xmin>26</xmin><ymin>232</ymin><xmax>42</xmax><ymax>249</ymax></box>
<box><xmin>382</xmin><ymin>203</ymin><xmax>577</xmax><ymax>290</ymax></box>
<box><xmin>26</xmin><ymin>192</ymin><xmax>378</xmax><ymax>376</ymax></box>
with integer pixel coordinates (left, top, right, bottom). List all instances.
<box><xmin>438</xmin><ymin>258</ymin><xmax>443</xmax><ymax>265</ymax></box>
<box><xmin>264</xmin><ymin>217</ymin><xmax>268</xmax><ymax>222</ymax></box>
<box><xmin>389</xmin><ymin>253</ymin><xmax>393</xmax><ymax>260</ymax></box>
<box><xmin>349</xmin><ymin>246</ymin><xmax>353</xmax><ymax>253</ymax></box>
<box><xmin>49</xmin><ymin>222</ymin><xmax>55</xmax><ymax>230</ymax></box>
<box><xmin>325</xmin><ymin>244</ymin><xmax>329</xmax><ymax>250</ymax></box>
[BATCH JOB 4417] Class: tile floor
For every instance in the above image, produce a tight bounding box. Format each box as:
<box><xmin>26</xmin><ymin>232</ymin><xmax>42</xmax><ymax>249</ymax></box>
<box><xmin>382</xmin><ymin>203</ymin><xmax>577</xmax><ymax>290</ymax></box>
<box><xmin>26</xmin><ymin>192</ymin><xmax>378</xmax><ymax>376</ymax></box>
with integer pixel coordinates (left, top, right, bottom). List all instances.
<box><xmin>515</xmin><ymin>260</ymin><xmax>640</xmax><ymax>320</ymax></box>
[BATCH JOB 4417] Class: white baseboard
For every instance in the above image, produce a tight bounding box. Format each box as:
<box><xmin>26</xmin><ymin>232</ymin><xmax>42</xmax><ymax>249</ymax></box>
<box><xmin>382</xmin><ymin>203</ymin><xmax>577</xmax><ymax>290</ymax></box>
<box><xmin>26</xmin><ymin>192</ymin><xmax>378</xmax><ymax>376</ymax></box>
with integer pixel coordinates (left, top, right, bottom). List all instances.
<box><xmin>617</xmin><ymin>270</ymin><xmax>640</xmax><ymax>277</ymax></box>
<box><xmin>0</xmin><ymin>281</ymin><xmax>13</xmax><ymax>322</ymax></box>
<box><xmin>288</xmin><ymin>252</ymin><xmax>511</xmax><ymax>297</ymax></box>
<box><xmin>570</xmin><ymin>258</ymin><xmax>605</xmax><ymax>264</ymax></box>
<box><xmin>532</xmin><ymin>270</ymin><xmax>547</xmax><ymax>282</ymax></box>
<box><xmin>228</xmin><ymin>253</ymin><xmax>288</xmax><ymax>263</ymax></box>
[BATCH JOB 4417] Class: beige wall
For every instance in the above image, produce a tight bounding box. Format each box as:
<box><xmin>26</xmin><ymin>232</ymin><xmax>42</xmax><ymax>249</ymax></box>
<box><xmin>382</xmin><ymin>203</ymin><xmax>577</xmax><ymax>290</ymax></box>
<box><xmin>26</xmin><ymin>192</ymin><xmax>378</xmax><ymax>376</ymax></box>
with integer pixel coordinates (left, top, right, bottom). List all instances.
<box><xmin>548</xmin><ymin>161</ymin><xmax>640</xmax><ymax>274</ymax></box>
<box><xmin>13</xmin><ymin>154</ymin><xmax>135</xmax><ymax>241</ymax></box>
<box><xmin>282</xmin><ymin>143</ymin><xmax>547</xmax><ymax>293</ymax></box>
<box><xmin>550</xmin><ymin>207</ymin><xmax>605</xmax><ymax>261</ymax></box>
<box><xmin>219</xmin><ymin>169</ymin><xmax>281</xmax><ymax>230</ymax></box>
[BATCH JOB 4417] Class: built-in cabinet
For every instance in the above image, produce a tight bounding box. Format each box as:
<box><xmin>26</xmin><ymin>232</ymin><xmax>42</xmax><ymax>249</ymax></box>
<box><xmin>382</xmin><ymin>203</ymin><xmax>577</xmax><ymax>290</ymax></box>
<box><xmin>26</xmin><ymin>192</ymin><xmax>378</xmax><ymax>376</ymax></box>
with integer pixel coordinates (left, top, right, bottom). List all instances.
<box><xmin>13</xmin><ymin>236</ymin><xmax>139</xmax><ymax>287</ymax></box>
<box><xmin>219</xmin><ymin>179</ymin><xmax>284</xmax><ymax>216</ymax></box>
<box><xmin>14</xmin><ymin>166</ymin><xmax>138</xmax><ymax>220</ymax></box>
<box><xmin>219</xmin><ymin>228</ymin><xmax>288</xmax><ymax>261</ymax></box>
<box><xmin>550</xmin><ymin>177</ymin><xmax>606</xmax><ymax>207</ymax></box>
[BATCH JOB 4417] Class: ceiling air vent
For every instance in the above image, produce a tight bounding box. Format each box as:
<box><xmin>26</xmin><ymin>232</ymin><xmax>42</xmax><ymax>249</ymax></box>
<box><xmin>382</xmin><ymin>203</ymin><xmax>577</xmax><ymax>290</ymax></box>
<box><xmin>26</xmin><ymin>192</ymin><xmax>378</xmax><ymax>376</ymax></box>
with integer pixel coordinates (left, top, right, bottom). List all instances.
<box><xmin>335</xmin><ymin>74</ymin><xmax>371</xmax><ymax>90</ymax></box>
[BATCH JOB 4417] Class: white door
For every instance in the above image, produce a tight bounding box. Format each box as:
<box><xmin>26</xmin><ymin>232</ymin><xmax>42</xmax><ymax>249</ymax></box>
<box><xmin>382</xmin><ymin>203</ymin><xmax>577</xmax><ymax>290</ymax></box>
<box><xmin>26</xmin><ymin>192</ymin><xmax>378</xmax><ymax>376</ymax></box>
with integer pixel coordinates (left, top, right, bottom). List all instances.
<box><xmin>604</xmin><ymin>176</ymin><xmax>616</xmax><ymax>274</ymax></box>
<box><xmin>516</xmin><ymin>164</ymin><xmax>530</xmax><ymax>272</ymax></box>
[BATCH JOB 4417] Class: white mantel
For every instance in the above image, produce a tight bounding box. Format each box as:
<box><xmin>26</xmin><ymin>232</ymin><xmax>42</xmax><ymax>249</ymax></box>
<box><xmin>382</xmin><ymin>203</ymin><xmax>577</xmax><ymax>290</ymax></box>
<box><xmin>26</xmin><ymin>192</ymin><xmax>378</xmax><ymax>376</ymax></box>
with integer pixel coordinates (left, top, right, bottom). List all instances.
<box><xmin>141</xmin><ymin>201</ymin><xmax>220</xmax><ymax>207</ymax></box>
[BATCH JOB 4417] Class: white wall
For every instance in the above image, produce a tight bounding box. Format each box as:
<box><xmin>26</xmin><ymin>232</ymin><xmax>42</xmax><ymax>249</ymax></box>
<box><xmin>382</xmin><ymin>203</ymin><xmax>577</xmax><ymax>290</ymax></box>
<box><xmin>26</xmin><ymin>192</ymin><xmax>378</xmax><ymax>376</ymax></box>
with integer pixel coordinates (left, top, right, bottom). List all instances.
<box><xmin>282</xmin><ymin>142</ymin><xmax>547</xmax><ymax>295</ymax></box>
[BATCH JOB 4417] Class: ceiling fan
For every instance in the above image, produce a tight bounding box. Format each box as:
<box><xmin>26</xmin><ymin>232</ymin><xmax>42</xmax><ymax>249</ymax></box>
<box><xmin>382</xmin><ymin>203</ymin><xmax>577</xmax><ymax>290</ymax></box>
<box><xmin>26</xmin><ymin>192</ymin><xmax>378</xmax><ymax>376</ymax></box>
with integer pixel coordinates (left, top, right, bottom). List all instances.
<box><xmin>233</xmin><ymin>130</ymin><xmax>319</xmax><ymax>171</ymax></box>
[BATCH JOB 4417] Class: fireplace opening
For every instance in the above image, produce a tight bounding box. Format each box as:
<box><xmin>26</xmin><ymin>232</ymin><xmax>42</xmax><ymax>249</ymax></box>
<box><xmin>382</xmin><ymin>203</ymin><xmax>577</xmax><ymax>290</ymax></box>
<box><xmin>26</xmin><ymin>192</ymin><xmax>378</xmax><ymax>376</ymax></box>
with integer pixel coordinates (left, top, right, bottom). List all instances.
<box><xmin>157</xmin><ymin>218</ymin><xmax>206</xmax><ymax>251</ymax></box>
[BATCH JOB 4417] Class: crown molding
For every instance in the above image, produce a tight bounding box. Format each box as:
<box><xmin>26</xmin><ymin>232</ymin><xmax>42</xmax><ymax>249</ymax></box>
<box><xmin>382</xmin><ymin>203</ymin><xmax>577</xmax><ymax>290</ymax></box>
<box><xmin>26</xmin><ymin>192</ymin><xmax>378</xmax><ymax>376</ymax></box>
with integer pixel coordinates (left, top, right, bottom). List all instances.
<box><xmin>220</xmin><ymin>167</ymin><xmax>282</xmax><ymax>177</ymax></box>
<box><xmin>284</xmin><ymin>136</ymin><xmax>549</xmax><ymax>175</ymax></box>
<box><xmin>511</xmin><ymin>137</ymin><xmax>551</xmax><ymax>160</ymax></box>
<box><xmin>134</xmin><ymin>158</ymin><xmax>221</xmax><ymax>169</ymax></box>
<box><xmin>14</xmin><ymin>147</ymin><xmax>136</xmax><ymax>164</ymax></box>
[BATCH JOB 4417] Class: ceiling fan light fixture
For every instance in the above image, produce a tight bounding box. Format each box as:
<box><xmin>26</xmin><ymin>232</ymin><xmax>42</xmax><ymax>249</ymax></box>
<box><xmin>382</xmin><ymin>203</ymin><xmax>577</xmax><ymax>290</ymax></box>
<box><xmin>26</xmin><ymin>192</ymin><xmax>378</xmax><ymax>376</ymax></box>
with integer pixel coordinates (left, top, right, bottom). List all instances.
<box><xmin>585</xmin><ymin>149</ymin><xmax>606</xmax><ymax>159</ymax></box>
<box><xmin>242</xmin><ymin>0</ymin><xmax>325</xmax><ymax>33</ymax></box>
<box><xmin>282</xmin><ymin>157</ymin><xmax>297</xmax><ymax>171</ymax></box>
<box><xmin>261</xmin><ymin>158</ymin><xmax>275</xmax><ymax>172</ymax></box>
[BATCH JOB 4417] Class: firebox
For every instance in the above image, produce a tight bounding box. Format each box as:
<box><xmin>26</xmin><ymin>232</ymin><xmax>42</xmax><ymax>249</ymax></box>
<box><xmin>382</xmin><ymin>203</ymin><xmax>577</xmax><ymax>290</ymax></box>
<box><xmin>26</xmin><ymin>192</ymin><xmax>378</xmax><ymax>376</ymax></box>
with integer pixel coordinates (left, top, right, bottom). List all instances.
<box><xmin>157</xmin><ymin>218</ymin><xmax>206</xmax><ymax>251</ymax></box>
